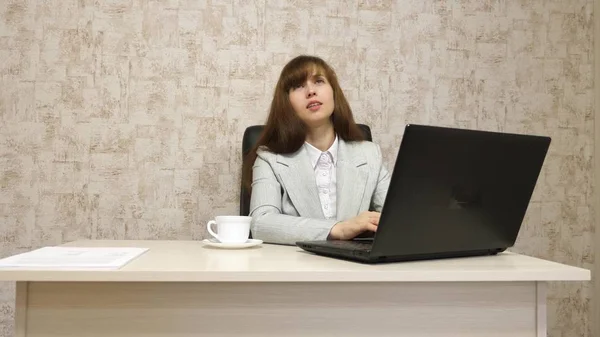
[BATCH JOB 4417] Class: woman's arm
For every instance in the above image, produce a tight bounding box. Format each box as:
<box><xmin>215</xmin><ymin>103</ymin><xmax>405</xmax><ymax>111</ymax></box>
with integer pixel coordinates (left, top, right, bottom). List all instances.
<box><xmin>249</xmin><ymin>155</ymin><xmax>338</xmax><ymax>245</ymax></box>
<box><xmin>370</xmin><ymin>143</ymin><xmax>391</xmax><ymax>212</ymax></box>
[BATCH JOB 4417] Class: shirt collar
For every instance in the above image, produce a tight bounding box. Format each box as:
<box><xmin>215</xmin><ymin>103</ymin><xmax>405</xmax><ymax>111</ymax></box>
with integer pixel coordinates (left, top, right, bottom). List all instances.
<box><xmin>304</xmin><ymin>135</ymin><xmax>338</xmax><ymax>169</ymax></box>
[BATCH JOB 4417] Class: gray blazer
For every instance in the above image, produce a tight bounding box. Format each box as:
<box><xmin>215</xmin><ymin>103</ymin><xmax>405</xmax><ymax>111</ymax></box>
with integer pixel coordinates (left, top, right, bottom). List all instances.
<box><xmin>249</xmin><ymin>139</ymin><xmax>391</xmax><ymax>245</ymax></box>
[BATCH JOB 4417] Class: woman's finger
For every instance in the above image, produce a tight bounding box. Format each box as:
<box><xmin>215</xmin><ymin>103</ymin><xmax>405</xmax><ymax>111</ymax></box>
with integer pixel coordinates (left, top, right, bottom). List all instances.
<box><xmin>366</xmin><ymin>223</ymin><xmax>378</xmax><ymax>232</ymax></box>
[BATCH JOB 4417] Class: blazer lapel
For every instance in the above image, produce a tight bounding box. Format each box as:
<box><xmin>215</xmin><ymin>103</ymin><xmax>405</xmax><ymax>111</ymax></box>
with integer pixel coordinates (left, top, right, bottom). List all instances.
<box><xmin>276</xmin><ymin>147</ymin><xmax>325</xmax><ymax>219</ymax></box>
<box><xmin>336</xmin><ymin>140</ymin><xmax>369</xmax><ymax>221</ymax></box>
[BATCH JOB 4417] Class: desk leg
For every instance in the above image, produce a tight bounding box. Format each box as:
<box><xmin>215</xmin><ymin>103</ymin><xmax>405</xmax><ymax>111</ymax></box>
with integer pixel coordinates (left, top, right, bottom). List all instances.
<box><xmin>20</xmin><ymin>281</ymin><xmax>540</xmax><ymax>337</ymax></box>
<box><xmin>536</xmin><ymin>282</ymin><xmax>547</xmax><ymax>337</ymax></box>
<box><xmin>15</xmin><ymin>282</ymin><xmax>28</xmax><ymax>337</ymax></box>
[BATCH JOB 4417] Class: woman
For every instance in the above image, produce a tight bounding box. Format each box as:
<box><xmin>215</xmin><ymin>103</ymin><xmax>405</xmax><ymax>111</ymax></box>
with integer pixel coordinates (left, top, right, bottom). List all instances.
<box><xmin>243</xmin><ymin>55</ymin><xmax>391</xmax><ymax>245</ymax></box>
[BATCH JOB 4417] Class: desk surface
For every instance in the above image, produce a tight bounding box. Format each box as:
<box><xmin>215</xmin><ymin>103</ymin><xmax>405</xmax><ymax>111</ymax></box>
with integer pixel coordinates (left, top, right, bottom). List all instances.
<box><xmin>0</xmin><ymin>240</ymin><xmax>591</xmax><ymax>282</ymax></box>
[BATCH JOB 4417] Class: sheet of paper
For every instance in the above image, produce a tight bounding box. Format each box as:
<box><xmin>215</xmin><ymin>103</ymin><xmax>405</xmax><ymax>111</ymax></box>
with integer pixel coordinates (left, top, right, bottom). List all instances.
<box><xmin>0</xmin><ymin>247</ymin><xmax>149</xmax><ymax>270</ymax></box>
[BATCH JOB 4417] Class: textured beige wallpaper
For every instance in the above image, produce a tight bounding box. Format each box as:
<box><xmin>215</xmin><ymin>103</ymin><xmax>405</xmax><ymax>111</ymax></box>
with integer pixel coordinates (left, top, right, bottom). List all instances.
<box><xmin>0</xmin><ymin>0</ymin><xmax>595</xmax><ymax>336</ymax></box>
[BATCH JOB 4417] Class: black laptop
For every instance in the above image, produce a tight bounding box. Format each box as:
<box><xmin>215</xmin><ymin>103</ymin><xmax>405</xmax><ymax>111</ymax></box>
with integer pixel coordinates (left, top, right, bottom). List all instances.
<box><xmin>296</xmin><ymin>124</ymin><xmax>551</xmax><ymax>263</ymax></box>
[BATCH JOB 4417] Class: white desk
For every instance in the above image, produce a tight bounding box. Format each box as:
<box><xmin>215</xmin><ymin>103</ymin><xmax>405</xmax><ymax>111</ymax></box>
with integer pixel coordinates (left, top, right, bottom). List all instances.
<box><xmin>0</xmin><ymin>240</ymin><xmax>591</xmax><ymax>337</ymax></box>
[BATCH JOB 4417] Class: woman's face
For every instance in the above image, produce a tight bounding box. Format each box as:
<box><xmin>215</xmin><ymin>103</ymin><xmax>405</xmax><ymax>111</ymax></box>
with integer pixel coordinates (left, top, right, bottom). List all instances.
<box><xmin>288</xmin><ymin>71</ymin><xmax>335</xmax><ymax>128</ymax></box>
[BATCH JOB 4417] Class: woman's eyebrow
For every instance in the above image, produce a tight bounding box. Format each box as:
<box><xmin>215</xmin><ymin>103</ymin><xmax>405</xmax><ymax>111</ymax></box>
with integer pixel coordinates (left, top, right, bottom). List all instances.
<box><xmin>310</xmin><ymin>73</ymin><xmax>325</xmax><ymax>80</ymax></box>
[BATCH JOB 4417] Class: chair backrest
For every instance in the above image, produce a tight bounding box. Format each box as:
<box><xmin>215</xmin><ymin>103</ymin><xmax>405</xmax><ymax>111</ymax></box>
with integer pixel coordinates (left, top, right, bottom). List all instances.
<box><xmin>240</xmin><ymin>124</ymin><xmax>372</xmax><ymax>216</ymax></box>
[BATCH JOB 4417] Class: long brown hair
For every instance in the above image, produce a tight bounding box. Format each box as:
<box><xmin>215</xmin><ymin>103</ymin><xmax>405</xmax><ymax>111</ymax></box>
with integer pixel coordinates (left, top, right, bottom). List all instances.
<box><xmin>242</xmin><ymin>55</ymin><xmax>365</xmax><ymax>191</ymax></box>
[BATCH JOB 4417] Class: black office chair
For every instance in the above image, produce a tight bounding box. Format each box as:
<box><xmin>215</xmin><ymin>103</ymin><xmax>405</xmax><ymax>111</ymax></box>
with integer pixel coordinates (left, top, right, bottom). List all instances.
<box><xmin>240</xmin><ymin>124</ymin><xmax>372</xmax><ymax>216</ymax></box>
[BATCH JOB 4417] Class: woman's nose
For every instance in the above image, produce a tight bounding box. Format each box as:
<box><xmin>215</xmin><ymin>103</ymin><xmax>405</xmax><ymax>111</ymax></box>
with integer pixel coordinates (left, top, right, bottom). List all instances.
<box><xmin>306</xmin><ymin>84</ymin><xmax>316</xmax><ymax>97</ymax></box>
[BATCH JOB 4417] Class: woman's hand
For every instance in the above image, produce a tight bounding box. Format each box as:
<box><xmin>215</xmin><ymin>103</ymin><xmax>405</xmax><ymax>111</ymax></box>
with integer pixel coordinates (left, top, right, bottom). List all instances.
<box><xmin>328</xmin><ymin>211</ymin><xmax>380</xmax><ymax>240</ymax></box>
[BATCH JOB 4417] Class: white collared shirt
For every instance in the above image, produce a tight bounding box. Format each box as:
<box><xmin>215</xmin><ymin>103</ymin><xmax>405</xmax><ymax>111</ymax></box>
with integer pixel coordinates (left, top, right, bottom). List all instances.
<box><xmin>304</xmin><ymin>136</ymin><xmax>338</xmax><ymax>220</ymax></box>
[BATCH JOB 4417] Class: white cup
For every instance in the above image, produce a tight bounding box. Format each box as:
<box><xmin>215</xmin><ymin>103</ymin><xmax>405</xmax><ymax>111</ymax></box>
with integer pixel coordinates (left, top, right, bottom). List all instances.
<box><xmin>206</xmin><ymin>216</ymin><xmax>251</xmax><ymax>243</ymax></box>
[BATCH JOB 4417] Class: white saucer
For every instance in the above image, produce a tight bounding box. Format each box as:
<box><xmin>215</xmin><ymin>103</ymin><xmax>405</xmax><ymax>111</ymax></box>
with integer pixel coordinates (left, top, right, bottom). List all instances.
<box><xmin>201</xmin><ymin>238</ymin><xmax>263</xmax><ymax>249</ymax></box>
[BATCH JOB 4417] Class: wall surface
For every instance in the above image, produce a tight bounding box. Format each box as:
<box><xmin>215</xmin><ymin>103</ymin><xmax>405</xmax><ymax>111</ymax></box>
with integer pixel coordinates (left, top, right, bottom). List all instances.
<box><xmin>593</xmin><ymin>0</ymin><xmax>600</xmax><ymax>335</ymax></box>
<box><xmin>0</xmin><ymin>1</ymin><xmax>595</xmax><ymax>336</ymax></box>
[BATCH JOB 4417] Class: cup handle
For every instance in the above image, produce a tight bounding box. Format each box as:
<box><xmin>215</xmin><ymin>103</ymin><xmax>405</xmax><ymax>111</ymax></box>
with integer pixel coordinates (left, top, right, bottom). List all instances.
<box><xmin>207</xmin><ymin>220</ymin><xmax>220</xmax><ymax>241</ymax></box>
